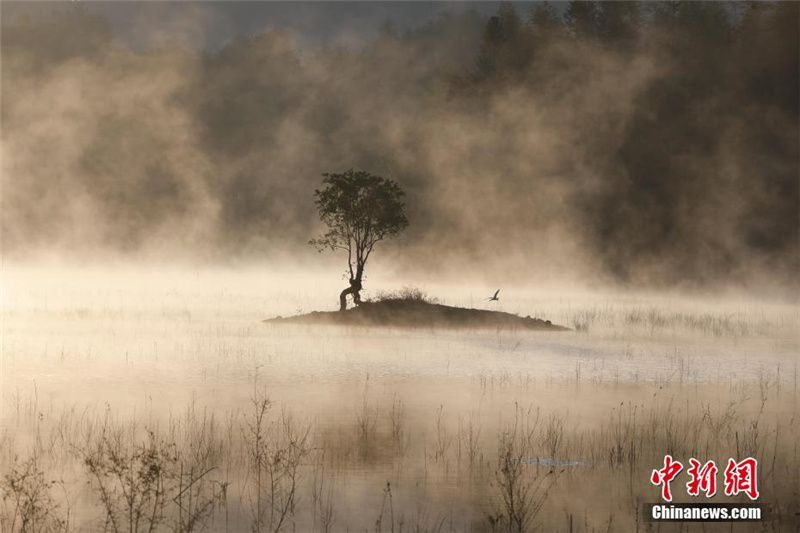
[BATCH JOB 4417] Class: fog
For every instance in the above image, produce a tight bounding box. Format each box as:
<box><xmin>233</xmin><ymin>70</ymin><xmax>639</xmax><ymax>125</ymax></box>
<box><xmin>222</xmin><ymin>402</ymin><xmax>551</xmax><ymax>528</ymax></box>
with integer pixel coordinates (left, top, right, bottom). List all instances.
<box><xmin>2</xmin><ymin>1</ymin><xmax>797</xmax><ymax>296</ymax></box>
<box><xmin>3</xmin><ymin>264</ymin><xmax>798</xmax><ymax>531</ymax></box>
<box><xmin>2</xmin><ymin>4</ymin><xmax>799</xmax><ymax>530</ymax></box>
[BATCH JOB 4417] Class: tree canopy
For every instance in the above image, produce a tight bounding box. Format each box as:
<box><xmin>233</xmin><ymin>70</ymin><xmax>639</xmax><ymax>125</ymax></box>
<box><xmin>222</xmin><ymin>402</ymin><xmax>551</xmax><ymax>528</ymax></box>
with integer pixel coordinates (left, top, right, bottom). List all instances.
<box><xmin>310</xmin><ymin>170</ymin><xmax>408</xmax><ymax>310</ymax></box>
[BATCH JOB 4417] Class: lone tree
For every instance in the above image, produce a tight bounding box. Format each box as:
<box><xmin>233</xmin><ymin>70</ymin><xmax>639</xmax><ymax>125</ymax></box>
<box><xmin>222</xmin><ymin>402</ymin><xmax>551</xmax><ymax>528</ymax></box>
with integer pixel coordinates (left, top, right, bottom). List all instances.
<box><xmin>310</xmin><ymin>169</ymin><xmax>408</xmax><ymax>311</ymax></box>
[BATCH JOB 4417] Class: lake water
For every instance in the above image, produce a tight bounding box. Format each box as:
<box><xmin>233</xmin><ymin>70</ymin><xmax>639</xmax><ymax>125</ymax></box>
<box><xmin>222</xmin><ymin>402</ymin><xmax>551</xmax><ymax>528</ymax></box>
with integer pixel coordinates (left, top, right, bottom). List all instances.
<box><xmin>2</xmin><ymin>265</ymin><xmax>798</xmax><ymax>531</ymax></box>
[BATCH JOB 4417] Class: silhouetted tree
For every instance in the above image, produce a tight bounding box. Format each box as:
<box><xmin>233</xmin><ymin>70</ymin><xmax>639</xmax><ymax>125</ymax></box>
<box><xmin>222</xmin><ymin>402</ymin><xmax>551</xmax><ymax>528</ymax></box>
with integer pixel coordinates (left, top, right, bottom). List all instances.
<box><xmin>471</xmin><ymin>3</ymin><xmax>526</xmax><ymax>86</ymax></box>
<box><xmin>310</xmin><ymin>170</ymin><xmax>408</xmax><ymax>311</ymax></box>
<box><xmin>521</xmin><ymin>1</ymin><xmax>566</xmax><ymax>77</ymax></box>
<box><xmin>565</xmin><ymin>0</ymin><xmax>600</xmax><ymax>39</ymax></box>
<box><xmin>527</xmin><ymin>1</ymin><xmax>564</xmax><ymax>40</ymax></box>
<box><xmin>596</xmin><ymin>1</ymin><xmax>640</xmax><ymax>48</ymax></box>
<box><xmin>497</xmin><ymin>2</ymin><xmax>522</xmax><ymax>44</ymax></box>
<box><xmin>470</xmin><ymin>16</ymin><xmax>504</xmax><ymax>84</ymax></box>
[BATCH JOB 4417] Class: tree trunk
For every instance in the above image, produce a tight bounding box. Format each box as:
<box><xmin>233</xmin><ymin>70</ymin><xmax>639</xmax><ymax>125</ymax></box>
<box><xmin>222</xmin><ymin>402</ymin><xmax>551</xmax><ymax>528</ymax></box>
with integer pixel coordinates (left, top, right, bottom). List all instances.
<box><xmin>338</xmin><ymin>286</ymin><xmax>354</xmax><ymax>312</ymax></box>
<box><xmin>338</xmin><ymin>278</ymin><xmax>363</xmax><ymax>312</ymax></box>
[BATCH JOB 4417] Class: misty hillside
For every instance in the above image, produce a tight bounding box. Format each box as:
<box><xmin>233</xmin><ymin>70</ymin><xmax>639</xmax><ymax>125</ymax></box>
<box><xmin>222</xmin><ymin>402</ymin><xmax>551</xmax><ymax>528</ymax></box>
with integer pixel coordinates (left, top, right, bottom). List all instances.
<box><xmin>1</xmin><ymin>2</ymin><xmax>797</xmax><ymax>290</ymax></box>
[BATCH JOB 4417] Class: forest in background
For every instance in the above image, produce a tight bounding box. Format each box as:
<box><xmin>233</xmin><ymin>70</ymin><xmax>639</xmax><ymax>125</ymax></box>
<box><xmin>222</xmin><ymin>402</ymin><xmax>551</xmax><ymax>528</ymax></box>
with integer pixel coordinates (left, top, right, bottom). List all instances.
<box><xmin>2</xmin><ymin>2</ymin><xmax>798</xmax><ymax>290</ymax></box>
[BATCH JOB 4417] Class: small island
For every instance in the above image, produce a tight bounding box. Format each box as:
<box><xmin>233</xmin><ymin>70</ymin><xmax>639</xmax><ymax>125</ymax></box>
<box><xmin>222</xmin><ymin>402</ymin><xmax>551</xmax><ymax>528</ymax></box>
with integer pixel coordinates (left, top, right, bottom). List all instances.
<box><xmin>281</xmin><ymin>170</ymin><xmax>569</xmax><ymax>331</ymax></box>
<box><xmin>264</xmin><ymin>294</ymin><xmax>569</xmax><ymax>331</ymax></box>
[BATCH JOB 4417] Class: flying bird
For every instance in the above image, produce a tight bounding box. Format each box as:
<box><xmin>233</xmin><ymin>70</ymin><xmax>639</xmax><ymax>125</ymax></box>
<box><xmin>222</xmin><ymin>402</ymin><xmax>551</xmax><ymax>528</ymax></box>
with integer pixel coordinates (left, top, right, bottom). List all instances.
<box><xmin>487</xmin><ymin>289</ymin><xmax>500</xmax><ymax>301</ymax></box>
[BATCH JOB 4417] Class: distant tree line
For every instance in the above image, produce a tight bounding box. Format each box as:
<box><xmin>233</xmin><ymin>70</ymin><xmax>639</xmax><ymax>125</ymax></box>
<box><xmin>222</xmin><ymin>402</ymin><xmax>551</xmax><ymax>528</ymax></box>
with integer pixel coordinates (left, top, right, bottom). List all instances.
<box><xmin>1</xmin><ymin>2</ymin><xmax>797</xmax><ymax>288</ymax></box>
<box><xmin>452</xmin><ymin>1</ymin><xmax>798</xmax><ymax>285</ymax></box>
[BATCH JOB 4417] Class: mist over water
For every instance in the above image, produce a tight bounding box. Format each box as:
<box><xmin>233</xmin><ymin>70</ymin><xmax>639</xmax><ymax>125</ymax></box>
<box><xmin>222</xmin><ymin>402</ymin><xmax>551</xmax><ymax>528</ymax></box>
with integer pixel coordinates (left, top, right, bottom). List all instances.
<box><xmin>2</xmin><ymin>266</ymin><xmax>799</xmax><ymax>530</ymax></box>
<box><xmin>2</xmin><ymin>1</ymin><xmax>798</xmax><ymax>292</ymax></box>
<box><xmin>1</xmin><ymin>2</ymin><xmax>799</xmax><ymax>531</ymax></box>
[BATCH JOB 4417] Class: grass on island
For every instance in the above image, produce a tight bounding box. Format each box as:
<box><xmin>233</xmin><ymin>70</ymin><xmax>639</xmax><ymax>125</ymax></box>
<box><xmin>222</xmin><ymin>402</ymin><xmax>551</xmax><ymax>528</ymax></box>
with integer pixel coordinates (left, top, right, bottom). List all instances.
<box><xmin>266</xmin><ymin>287</ymin><xmax>569</xmax><ymax>331</ymax></box>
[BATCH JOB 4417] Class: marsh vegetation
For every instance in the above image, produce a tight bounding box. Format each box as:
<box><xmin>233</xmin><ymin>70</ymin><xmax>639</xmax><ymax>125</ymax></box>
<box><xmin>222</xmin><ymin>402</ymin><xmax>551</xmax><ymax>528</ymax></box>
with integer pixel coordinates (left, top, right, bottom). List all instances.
<box><xmin>2</xmin><ymin>268</ymin><xmax>798</xmax><ymax>531</ymax></box>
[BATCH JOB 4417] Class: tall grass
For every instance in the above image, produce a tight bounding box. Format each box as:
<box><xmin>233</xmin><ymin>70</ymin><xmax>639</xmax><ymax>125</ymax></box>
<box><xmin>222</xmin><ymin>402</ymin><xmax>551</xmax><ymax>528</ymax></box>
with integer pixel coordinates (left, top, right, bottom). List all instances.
<box><xmin>2</xmin><ymin>375</ymin><xmax>797</xmax><ymax>531</ymax></box>
<box><xmin>3</xmin><ymin>281</ymin><xmax>798</xmax><ymax>531</ymax></box>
